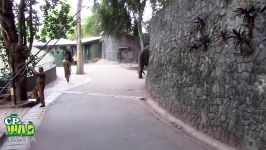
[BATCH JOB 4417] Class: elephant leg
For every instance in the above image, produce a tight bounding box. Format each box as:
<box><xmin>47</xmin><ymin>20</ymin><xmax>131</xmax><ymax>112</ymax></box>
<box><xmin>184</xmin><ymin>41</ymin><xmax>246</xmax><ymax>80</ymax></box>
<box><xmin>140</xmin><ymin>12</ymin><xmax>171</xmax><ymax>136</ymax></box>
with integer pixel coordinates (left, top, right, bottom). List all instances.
<box><xmin>139</xmin><ymin>65</ymin><xmax>144</xmax><ymax>79</ymax></box>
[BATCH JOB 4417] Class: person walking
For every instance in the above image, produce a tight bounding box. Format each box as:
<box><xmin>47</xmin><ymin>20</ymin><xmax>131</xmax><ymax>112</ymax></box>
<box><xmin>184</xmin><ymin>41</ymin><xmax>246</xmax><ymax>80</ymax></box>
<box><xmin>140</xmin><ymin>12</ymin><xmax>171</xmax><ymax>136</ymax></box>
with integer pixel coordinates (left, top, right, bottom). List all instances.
<box><xmin>32</xmin><ymin>67</ymin><xmax>46</xmax><ymax>107</ymax></box>
<box><xmin>63</xmin><ymin>57</ymin><xmax>71</xmax><ymax>82</ymax></box>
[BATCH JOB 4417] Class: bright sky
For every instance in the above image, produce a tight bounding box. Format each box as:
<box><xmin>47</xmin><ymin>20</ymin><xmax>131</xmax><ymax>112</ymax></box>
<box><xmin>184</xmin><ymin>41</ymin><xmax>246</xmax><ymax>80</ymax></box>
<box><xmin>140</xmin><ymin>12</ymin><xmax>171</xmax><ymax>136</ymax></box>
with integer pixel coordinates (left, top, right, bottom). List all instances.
<box><xmin>66</xmin><ymin>0</ymin><xmax>153</xmax><ymax>22</ymax></box>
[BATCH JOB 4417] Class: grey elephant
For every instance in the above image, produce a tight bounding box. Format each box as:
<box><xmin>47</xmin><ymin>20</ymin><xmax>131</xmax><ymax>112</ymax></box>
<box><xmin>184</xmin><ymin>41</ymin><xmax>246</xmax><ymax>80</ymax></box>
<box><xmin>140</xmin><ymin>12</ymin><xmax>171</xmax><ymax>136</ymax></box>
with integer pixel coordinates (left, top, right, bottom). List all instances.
<box><xmin>138</xmin><ymin>47</ymin><xmax>150</xmax><ymax>79</ymax></box>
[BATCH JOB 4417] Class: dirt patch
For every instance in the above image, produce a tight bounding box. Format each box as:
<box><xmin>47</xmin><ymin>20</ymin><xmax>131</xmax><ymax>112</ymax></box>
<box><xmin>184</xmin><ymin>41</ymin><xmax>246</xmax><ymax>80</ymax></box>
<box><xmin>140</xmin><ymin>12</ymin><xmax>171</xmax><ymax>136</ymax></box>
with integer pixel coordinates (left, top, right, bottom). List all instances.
<box><xmin>120</xmin><ymin>63</ymin><xmax>139</xmax><ymax>70</ymax></box>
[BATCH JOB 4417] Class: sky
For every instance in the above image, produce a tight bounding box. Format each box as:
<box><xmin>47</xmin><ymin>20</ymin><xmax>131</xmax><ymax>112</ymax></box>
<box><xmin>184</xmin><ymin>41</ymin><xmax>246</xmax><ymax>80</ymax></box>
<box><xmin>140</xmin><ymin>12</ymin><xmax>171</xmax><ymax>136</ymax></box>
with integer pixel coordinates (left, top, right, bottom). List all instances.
<box><xmin>66</xmin><ymin>0</ymin><xmax>153</xmax><ymax>22</ymax></box>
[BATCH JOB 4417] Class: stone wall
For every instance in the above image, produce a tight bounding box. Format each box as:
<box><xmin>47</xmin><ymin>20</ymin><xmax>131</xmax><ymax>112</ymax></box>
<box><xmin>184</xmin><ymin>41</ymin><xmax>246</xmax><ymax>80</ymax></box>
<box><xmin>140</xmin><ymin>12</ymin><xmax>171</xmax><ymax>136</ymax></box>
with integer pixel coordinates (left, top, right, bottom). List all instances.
<box><xmin>146</xmin><ymin>0</ymin><xmax>266</xmax><ymax>149</ymax></box>
<box><xmin>102</xmin><ymin>34</ymin><xmax>141</xmax><ymax>62</ymax></box>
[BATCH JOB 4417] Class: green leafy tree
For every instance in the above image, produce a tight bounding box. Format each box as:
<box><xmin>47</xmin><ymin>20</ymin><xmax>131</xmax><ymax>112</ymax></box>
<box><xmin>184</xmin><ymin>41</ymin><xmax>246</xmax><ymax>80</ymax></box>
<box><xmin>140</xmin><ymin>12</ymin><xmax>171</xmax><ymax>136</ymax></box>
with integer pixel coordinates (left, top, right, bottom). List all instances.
<box><xmin>36</xmin><ymin>1</ymin><xmax>75</xmax><ymax>42</ymax></box>
<box><xmin>83</xmin><ymin>15</ymin><xmax>101</xmax><ymax>37</ymax></box>
<box><xmin>90</xmin><ymin>0</ymin><xmax>168</xmax><ymax>49</ymax></box>
<box><xmin>0</xmin><ymin>0</ymin><xmax>73</xmax><ymax>102</ymax></box>
<box><xmin>68</xmin><ymin>15</ymin><xmax>101</xmax><ymax>39</ymax></box>
<box><xmin>93</xmin><ymin>0</ymin><xmax>132</xmax><ymax>36</ymax></box>
<box><xmin>124</xmin><ymin>0</ymin><xmax>147</xmax><ymax>49</ymax></box>
<box><xmin>0</xmin><ymin>37</ymin><xmax>11</xmax><ymax>80</ymax></box>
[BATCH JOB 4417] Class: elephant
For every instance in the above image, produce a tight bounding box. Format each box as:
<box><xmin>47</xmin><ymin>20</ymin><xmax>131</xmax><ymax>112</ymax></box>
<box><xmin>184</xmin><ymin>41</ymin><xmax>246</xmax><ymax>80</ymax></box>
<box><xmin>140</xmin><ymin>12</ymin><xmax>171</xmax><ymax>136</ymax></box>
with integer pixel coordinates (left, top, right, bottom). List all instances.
<box><xmin>138</xmin><ymin>47</ymin><xmax>150</xmax><ymax>79</ymax></box>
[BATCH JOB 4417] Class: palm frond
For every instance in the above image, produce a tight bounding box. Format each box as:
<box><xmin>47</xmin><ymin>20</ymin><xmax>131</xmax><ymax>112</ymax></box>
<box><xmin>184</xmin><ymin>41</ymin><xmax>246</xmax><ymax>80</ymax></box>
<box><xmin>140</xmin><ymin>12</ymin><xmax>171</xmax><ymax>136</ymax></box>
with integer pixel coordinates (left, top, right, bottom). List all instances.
<box><xmin>247</xmin><ymin>6</ymin><xmax>256</xmax><ymax>13</ymax></box>
<box><xmin>234</xmin><ymin>8</ymin><xmax>248</xmax><ymax>17</ymax></box>
<box><xmin>193</xmin><ymin>17</ymin><xmax>206</xmax><ymax>30</ymax></box>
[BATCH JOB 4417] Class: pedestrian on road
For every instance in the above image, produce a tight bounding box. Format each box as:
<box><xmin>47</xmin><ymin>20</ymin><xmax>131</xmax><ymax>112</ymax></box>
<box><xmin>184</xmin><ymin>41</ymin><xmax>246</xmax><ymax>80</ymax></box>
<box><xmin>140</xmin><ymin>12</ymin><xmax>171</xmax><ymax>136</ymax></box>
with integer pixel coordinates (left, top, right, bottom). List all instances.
<box><xmin>32</xmin><ymin>67</ymin><xmax>46</xmax><ymax>107</ymax></box>
<box><xmin>63</xmin><ymin>57</ymin><xmax>71</xmax><ymax>83</ymax></box>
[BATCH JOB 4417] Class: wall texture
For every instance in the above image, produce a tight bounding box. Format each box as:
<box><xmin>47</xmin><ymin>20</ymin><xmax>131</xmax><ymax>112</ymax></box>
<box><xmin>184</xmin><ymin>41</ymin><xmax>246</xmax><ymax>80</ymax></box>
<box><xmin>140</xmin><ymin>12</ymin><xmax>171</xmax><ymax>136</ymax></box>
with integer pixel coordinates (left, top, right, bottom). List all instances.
<box><xmin>146</xmin><ymin>0</ymin><xmax>266</xmax><ymax>149</ymax></box>
<box><xmin>102</xmin><ymin>34</ymin><xmax>141</xmax><ymax>62</ymax></box>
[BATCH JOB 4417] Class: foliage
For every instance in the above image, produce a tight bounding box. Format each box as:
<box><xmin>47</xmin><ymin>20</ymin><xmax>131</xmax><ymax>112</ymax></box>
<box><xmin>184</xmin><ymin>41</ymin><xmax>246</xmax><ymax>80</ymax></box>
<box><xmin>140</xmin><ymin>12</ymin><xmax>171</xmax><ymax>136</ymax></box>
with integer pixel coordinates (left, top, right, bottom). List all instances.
<box><xmin>132</xmin><ymin>20</ymin><xmax>139</xmax><ymax>36</ymax></box>
<box><xmin>188</xmin><ymin>34</ymin><xmax>211</xmax><ymax>52</ymax></box>
<box><xmin>234</xmin><ymin>7</ymin><xmax>257</xmax><ymax>23</ymax></box>
<box><xmin>232</xmin><ymin>3</ymin><xmax>266</xmax><ymax>56</ymax></box>
<box><xmin>36</xmin><ymin>1</ymin><xmax>75</xmax><ymax>42</ymax></box>
<box><xmin>124</xmin><ymin>0</ymin><xmax>147</xmax><ymax>49</ymax></box>
<box><xmin>0</xmin><ymin>39</ymin><xmax>11</xmax><ymax>80</ymax></box>
<box><xmin>218</xmin><ymin>30</ymin><xmax>229</xmax><ymax>42</ymax></box>
<box><xmin>150</xmin><ymin>0</ymin><xmax>170</xmax><ymax>15</ymax></box>
<box><xmin>234</xmin><ymin>6</ymin><xmax>257</xmax><ymax>38</ymax></box>
<box><xmin>155</xmin><ymin>0</ymin><xmax>170</xmax><ymax>7</ymax></box>
<box><xmin>234</xmin><ymin>4</ymin><xmax>266</xmax><ymax>38</ymax></box>
<box><xmin>83</xmin><ymin>15</ymin><xmax>101</xmax><ymax>37</ymax></box>
<box><xmin>228</xmin><ymin>28</ymin><xmax>252</xmax><ymax>56</ymax></box>
<box><xmin>0</xmin><ymin>0</ymin><xmax>73</xmax><ymax>79</ymax></box>
<box><xmin>90</xmin><ymin>0</ymin><xmax>163</xmax><ymax>49</ymax></box>
<box><xmin>188</xmin><ymin>16</ymin><xmax>210</xmax><ymax>52</ymax></box>
<box><xmin>124</xmin><ymin>0</ymin><xmax>147</xmax><ymax>13</ymax></box>
<box><xmin>194</xmin><ymin>17</ymin><xmax>206</xmax><ymax>31</ymax></box>
<box><xmin>92</xmin><ymin>0</ymin><xmax>132</xmax><ymax>36</ymax></box>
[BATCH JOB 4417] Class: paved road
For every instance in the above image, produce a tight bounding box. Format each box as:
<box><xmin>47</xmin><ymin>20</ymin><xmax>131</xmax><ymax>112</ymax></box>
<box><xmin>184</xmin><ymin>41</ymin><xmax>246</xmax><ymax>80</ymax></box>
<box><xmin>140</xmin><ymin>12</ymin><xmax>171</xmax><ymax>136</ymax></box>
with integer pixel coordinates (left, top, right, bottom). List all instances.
<box><xmin>30</xmin><ymin>64</ymin><xmax>209</xmax><ymax>150</ymax></box>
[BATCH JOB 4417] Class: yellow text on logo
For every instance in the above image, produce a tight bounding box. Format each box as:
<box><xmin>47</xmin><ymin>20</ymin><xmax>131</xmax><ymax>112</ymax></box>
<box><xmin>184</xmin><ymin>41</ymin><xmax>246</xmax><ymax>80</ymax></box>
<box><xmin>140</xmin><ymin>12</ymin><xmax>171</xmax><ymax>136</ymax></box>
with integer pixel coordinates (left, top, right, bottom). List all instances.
<box><xmin>6</xmin><ymin>123</ymin><xmax>35</xmax><ymax>136</ymax></box>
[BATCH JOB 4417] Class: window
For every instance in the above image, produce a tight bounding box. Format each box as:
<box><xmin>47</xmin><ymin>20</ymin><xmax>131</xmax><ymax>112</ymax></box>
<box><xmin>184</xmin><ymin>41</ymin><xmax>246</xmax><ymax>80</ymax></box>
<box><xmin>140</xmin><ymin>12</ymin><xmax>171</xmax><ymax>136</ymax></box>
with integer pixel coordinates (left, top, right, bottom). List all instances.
<box><xmin>51</xmin><ymin>51</ymin><xmax>55</xmax><ymax>55</ymax></box>
<box><xmin>56</xmin><ymin>50</ymin><xmax>60</xmax><ymax>54</ymax></box>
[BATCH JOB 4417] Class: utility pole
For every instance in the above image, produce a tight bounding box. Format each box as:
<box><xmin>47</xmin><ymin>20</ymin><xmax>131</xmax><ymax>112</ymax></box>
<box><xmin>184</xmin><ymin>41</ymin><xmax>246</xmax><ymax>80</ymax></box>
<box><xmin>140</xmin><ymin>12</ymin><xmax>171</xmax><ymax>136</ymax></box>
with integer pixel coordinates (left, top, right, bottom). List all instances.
<box><xmin>76</xmin><ymin>0</ymin><xmax>84</xmax><ymax>74</ymax></box>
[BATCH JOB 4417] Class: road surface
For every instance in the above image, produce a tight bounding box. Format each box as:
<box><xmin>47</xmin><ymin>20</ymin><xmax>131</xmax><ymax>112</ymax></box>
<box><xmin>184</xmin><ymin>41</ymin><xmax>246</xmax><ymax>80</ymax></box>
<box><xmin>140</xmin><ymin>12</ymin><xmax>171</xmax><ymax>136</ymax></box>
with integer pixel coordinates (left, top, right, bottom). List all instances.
<box><xmin>30</xmin><ymin>64</ymin><xmax>209</xmax><ymax>150</ymax></box>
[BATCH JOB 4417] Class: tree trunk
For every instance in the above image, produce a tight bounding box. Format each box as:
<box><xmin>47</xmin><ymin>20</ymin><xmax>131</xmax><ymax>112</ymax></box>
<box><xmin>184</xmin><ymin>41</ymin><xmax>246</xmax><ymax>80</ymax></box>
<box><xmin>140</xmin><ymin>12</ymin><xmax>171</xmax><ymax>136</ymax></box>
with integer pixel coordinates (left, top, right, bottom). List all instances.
<box><xmin>14</xmin><ymin>70</ymin><xmax>28</xmax><ymax>102</ymax></box>
<box><xmin>76</xmin><ymin>0</ymin><xmax>84</xmax><ymax>74</ymax></box>
<box><xmin>8</xmin><ymin>44</ymin><xmax>27</xmax><ymax>102</ymax></box>
<box><xmin>137</xmin><ymin>15</ymin><xmax>144</xmax><ymax>50</ymax></box>
<box><xmin>13</xmin><ymin>45</ymin><xmax>28</xmax><ymax>101</ymax></box>
<box><xmin>0</xmin><ymin>1</ymin><xmax>28</xmax><ymax>102</ymax></box>
<box><xmin>137</xmin><ymin>0</ymin><xmax>147</xmax><ymax>50</ymax></box>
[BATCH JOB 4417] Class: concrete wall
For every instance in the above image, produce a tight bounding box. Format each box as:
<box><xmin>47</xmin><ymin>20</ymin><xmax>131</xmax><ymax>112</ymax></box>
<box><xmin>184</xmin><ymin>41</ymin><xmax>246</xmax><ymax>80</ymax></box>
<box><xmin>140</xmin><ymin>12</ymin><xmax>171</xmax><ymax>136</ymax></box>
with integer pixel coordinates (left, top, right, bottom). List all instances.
<box><xmin>49</xmin><ymin>46</ymin><xmax>75</xmax><ymax>66</ymax></box>
<box><xmin>146</xmin><ymin>0</ymin><xmax>266</xmax><ymax>149</ymax></box>
<box><xmin>102</xmin><ymin>34</ymin><xmax>141</xmax><ymax>62</ymax></box>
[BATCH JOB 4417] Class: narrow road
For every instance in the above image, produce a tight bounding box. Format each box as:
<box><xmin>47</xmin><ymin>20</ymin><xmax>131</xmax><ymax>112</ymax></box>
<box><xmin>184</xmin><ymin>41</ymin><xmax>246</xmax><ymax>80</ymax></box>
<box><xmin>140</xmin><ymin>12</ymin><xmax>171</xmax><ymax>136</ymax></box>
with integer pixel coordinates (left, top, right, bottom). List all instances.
<box><xmin>30</xmin><ymin>64</ymin><xmax>209</xmax><ymax>150</ymax></box>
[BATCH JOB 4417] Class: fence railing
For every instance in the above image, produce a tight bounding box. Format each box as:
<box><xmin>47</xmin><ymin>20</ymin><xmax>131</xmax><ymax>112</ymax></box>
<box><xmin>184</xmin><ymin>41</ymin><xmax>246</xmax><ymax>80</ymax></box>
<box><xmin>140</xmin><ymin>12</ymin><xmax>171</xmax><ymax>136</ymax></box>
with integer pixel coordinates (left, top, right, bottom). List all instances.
<box><xmin>0</xmin><ymin>84</ymin><xmax>9</xmax><ymax>96</ymax></box>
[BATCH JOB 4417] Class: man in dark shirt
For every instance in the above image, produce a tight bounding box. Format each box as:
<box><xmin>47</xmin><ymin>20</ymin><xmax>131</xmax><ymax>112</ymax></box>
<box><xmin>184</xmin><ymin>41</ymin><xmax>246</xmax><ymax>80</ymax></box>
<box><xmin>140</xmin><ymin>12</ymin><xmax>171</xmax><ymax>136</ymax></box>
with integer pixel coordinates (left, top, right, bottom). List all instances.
<box><xmin>32</xmin><ymin>67</ymin><xmax>46</xmax><ymax>107</ymax></box>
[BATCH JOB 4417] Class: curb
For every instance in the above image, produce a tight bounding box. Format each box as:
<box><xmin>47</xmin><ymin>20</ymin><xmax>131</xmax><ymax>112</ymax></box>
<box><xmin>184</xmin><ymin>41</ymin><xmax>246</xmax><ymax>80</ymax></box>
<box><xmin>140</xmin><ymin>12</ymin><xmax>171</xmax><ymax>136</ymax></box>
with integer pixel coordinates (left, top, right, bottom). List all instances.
<box><xmin>0</xmin><ymin>101</ymin><xmax>37</xmax><ymax>109</ymax></box>
<box><xmin>144</xmin><ymin>98</ymin><xmax>236</xmax><ymax>150</ymax></box>
<box><xmin>0</xmin><ymin>132</ymin><xmax>6</xmax><ymax>147</ymax></box>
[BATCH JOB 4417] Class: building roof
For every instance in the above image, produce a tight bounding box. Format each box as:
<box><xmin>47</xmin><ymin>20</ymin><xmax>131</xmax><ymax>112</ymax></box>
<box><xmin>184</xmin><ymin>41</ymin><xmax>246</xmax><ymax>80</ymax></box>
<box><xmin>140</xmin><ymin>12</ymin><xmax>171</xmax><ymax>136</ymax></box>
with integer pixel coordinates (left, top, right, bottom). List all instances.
<box><xmin>0</xmin><ymin>47</ymin><xmax>54</xmax><ymax>76</ymax></box>
<box><xmin>82</xmin><ymin>37</ymin><xmax>101</xmax><ymax>44</ymax></box>
<box><xmin>33</xmin><ymin>37</ymin><xmax>101</xmax><ymax>47</ymax></box>
<box><xmin>33</xmin><ymin>39</ymin><xmax>75</xmax><ymax>46</ymax></box>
